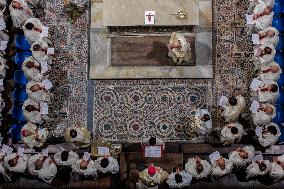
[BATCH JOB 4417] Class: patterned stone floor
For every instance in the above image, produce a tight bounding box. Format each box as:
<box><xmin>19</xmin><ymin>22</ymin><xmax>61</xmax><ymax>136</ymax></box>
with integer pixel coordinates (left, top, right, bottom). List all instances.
<box><xmin>41</xmin><ymin>0</ymin><xmax>255</xmax><ymax>142</ymax></box>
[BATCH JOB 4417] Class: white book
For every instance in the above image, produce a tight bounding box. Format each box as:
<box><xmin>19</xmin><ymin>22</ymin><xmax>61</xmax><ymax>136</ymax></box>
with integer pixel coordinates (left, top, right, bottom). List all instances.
<box><xmin>97</xmin><ymin>147</ymin><xmax>110</xmax><ymax>156</ymax></box>
<box><xmin>40</xmin><ymin>103</ymin><xmax>48</xmax><ymax>115</ymax></box>
<box><xmin>42</xmin><ymin>79</ymin><xmax>53</xmax><ymax>90</ymax></box>
<box><xmin>47</xmin><ymin>48</ymin><xmax>54</xmax><ymax>55</ymax></box>
<box><xmin>250</xmin><ymin>78</ymin><xmax>262</xmax><ymax>91</ymax></box>
<box><xmin>40</xmin><ymin>26</ymin><xmax>49</xmax><ymax>38</ymax></box>
<box><xmin>252</xmin><ymin>34</ymin><xmax>260</xmax><ymax>44</ymax></box>
<box><xmin>40</xmin><ymin>61</ymin><xmax>48</xmax><ymax>74</ymax></box>
<box><xmin>219</xmin><ymin>96</ymin><xmax>228</xmax><ymax>108</ymax></box>
<box><xmin>246</xmin><ymin>14</ymin><xmax>254</xmax><ymax>24</ymax></box>
<box><xmin>250</xmin><ymin>100</ymin><xmax>260</xmax><ymax>113</ymax></box>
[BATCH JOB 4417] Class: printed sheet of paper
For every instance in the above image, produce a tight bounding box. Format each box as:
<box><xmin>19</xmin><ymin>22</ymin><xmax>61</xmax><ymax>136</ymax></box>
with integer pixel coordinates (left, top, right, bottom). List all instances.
<box><xmin>144</xmin><ymin>145</ymin><xmax>162</xmax><ymax>158</ymax></box>
<box><xmin>252</xmin><ymin>34</ymin><xmax>260</xmax><ymax>44</ymax></box>
<box><xmin>246</xmin><ymin>14</ymin><xmax>254</xmax><ymax>24</ymax></box>
<box><xmin>255</xmin><ymin>126</ymin><xmax>263</xmax><ymax>137</ymax></box>
<box><xmin>145</xmin><ymin>11</ymin><xmax>155</xmax><ymax>25</ymax></box>
<box><xmin>250</xmin><ymin>78</ymin><xmax>262</xmax><ymax>91</ymax></box>
<box><xmin>0</xmin><ymin>20</ymin><xmax>6</xmax><ymax>30</ymax></box>
<box><xmin>0</xmin><ymin>41</ymin><xmax>8</xmax><ymax>51</ymax></box>
<box><xmin>40</xmin><ymin>27</ymin><xmax>49</xmax><ymax>38</ymax></box>
<box><xmin>83</xmin><ymin>152</ymin><xmax>91</xmax><ymax>161</ymax></box>
<box><xmin>38</xmin><ymin>129</ymin><xmax>46</xmax><ymax>138</ymax></box>
<box><xmin>41</xmin><ymin>148</ymin><xmax>48</xmax><ymax>157</ymax></box>
<box><xmin>42</xmin><ymin>79</ymin><xmax>53</xmax><ymax>90</ymax></box>
<box><xmin>209</xmin><ymin>151</ymin><xmax>221</xmax><ymax>162</ymax></box>
<box><xmin>40</xmin><ymin>61</ymin><xmax>48</xmax><ymax>74</ymax></box>
<box><xmin>40</xmin><ymin>103</ymin><xmax>49</xmax><ymax>115</ymax></box>
<box><xmin>47</xmin><ymin>48</ymin><xmax>54</xmax><ymax>55</ymax></box>
<box><xmin>18</xmin><ymin>147</ymin><xmax>25</xmax><ymax>157</ymax></box>
<box><xmin>97</xmin><ymin>147</ymin><xmax>110</xmax><ymax>156</ymax></box>
<box><xmin>250</xmin><ymin>100</ymin><xmax>260</xmax><ymax>113</ymax></box>
<box><xmin>0</xmin><ymin>79</ymin><xmax>3</xmax><ymax>85</ymax></box>
<box><xmin>219</xmin><ymin>96</ymin><xmax>228</xmax><ymax>108</ymax></box>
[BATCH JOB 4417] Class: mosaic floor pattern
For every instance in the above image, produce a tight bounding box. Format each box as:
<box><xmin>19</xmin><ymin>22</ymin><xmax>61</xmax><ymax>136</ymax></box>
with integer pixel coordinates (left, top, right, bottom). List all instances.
<box><xmin>39</xmin><ymin>0</ymin><xmax>255</xmax><ymax>142</ymax></box>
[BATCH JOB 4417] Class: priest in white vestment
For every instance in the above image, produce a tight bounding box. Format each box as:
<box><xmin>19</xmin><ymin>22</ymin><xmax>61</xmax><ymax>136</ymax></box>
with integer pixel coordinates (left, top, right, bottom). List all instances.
<box><xmin>185</xmin><ymin>156</ymin><xmax>211</xmax><ymax>179</ymax></box>
<box><xmin>257</xmin><ymin>26</ymin><xmax>279</xmax><ymax>46</ymax></box>
<box><xmin>22</xmin><ymin>56</ymin><xmax>48</xmax><ymax>82</ymax></box>
<box><xmin>22</xmin><ymin>98</ymin><xmax>50</xmax><ymax>124</ymax></box>
<box><xmin>166</xmin><ymin>168</ymin><xmax>192</xmax><ymax>189</ymax></box>
<box><xmin>9</xmin><ymin>0</ymin><xmax>33</xmax><ymax>28</ymax></box>
<box><xmin>209</xmin><ymin>151</ymin><xmax>233</xmax><ymax>179</ymax></box>
<box><xmin>246</xmin><ymin>159</ymin><xmax>272</xmax><ymax>179</ymax></box>
<box><xmin>21</xmin><ymin>122</ymin><xmax>48</xmax><ymax>148</ymax></box>
<box><xmin>31</xmin><ymin>39</ymin><xmax>52</xmax><ymax>63</ymax></box>
<box><xmin>252</xmin><ymin>103</ymin><xmax>276</xmax><ymax>126</ymax></box>
<box><xmin>220</xmin><ymin>122</ymin><xmax>245</xmax><ymax>146</ymax></box>
<box><xmin>256</xmin><ymin>122</ymin><xmax>280</xmax><ymax>147</ymax></box>
<box><xmin>4</xmin><ymin>151</ymin><xmax>29</xmax><ymax>173</ymax></box>
<box><xmin>270</xmin><ymin>155</ymin><xmax>284</xmax><ymax>182</ymax></box>
<box><xmin>252</xmin><ymin>80</ymin><xmax>279</xmax><ymax>103</ymax></box>
<box><xmin>229</xmin><ymin>146</ymin><xmax>255</xmax><ymax>167</ymax></box>
<box><xmin>94</xmin><ymin>156</ymin><xmax>119</xmax><ymax>174</ymax></box>
<box><xmin>259</xmin><ymin>61</ymin><xmax>282</xmax><ymax>81</ymax></box>
<box><xmin>26</xmin><ymin>80</ymin><xmax>52</xmax><ymax>103</ymax></box>
<box><xmin>23</xmin><ymin>18</ymin><xmax>43</xmax><ymax>43</ymax></box>
<box><xmin>64</xmin><ymin>125</ymin><xmax>91</xmax><ymax>149</ymax></box>
<box><xmin>142</xmin><ymin>137</ymin><xmax>165</xmax><ymax>150</ymax></box>
<box><xmin>72</xmin><ymin>154</ymin><xmax>97</xmax><ymax>177</ymax></box>
<box><xmin>54</xmin><ymin>151</ymin><xmax>79</xmax><ymax>166</ymax></box>
<box><xmin>247</xmin><ymin>0</ymin><xmax>275</xmax><ymax>14</ymax></box>
<box><xmin>28</xmin><ymin>153</ymin><xmax>57</xmax><ymax>184</ymax></box>
<box><xmin>222</xmin><ymin>95</ymin><xmax>246</xmax><ymax>123</ymax></box>
<box><xmin>167</xmin><ymin>32</ymin><xmax>191</xmax><ymax>65</ymax></box>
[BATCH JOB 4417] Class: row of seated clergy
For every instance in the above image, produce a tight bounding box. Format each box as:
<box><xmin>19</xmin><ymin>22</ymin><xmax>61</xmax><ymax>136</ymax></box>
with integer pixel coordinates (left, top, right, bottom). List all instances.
<box><xmin>2</xmin><ymin>149</ymin><xmax>119</xmax><ymax>184</ymax></box>
<box><xmin>138</xmin><ymin>146</ymin><xmax>284</xmax><ymax>188</ymax></box>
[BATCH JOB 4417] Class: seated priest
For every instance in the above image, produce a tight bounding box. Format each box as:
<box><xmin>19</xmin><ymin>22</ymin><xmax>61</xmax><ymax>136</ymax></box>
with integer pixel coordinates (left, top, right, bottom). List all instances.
<box><xmin>21</xmin><ymin>122</ymin><xmax>48</xmax><ymax>148</ymax></box>
<box><xmin>257</xmin><ymin>26</ymin><xmax>279</xmax><ymax>46</ymax></box>
<box><xmin>9</xmin><ymin>0</ymin><xmax>33</xmax><ymax>28</ymax></box>
<box><xmin>0</xmin><ymin>57</ymin><xmax>7</xmax><ymax>77</ymax></box>
<box><xmin>246</xmin><ymin>156</ymin><xmax>272</xmax><ymax>179</ymax></box>
<box><xmin>27</xmin><ymin>153</ymin><xmax>57</xmax><ymax>184</ymax></box>
<box><xmin>229</xmin><ymin>146</ymin><xmax>255</xmax><ymax>167</ymax></box>
<box><xmin>193</xmin><ymin>108</ymin><xmax>212</xmax><ymax>134</ymax></box>
<box><xmin>220</xmin><ymin>122</ymin><xmax>245</xmax><ymax>146</ymax></box>
<box><xmin>54</xmin><ymin>150</ymin><xmax>79</xmax><ymax>166</ymax></box>
<box><xmin>256</xmin><ymin>122</ymin><xmax>280</xmax><ymax>148</ymax></box>
<box><xmin>259</xmin><ymin>61</ymin><xmax>282</xmax><ymax>81</ymax></box>
<box><xmin>4</xmin><ymin>149</ymin><xmax>29</xmax><ymax>173</ymax></box>
<box><xmin>252</xmin><ymin>80</ymin><xmax>279</xmax><ymax>103</ymax></box>
<box><xmin>166</xmin><ymin>168</ymin><xmax>192</xmax><ymax>188</ymax></box>
<box><xmin>26</xmin><ymin>80</ymin><xmax>53</xmax><ymax>103</ymax></box>
<box><xmin>252</xmin><ymin>103</ymin><xmax>276</xmax><ymax>126</ymax></box>
<box><xmin>247</xmin><ymin>0</ymin><xmax>275</xmax><ymax>14</ymax></box>
<box><xmin>64</xmin><ymin>125</ymin><xmax>91</xmax><ymax>149</ymax></box>
<box><xmin>138</xmin><ymin>164</ymin><xmax>169</xmax><ymax>187</ymax></box>
<box><xmin>0</xmin><ymin>145</ymin><xmax>13</xmax><ymax>181</ymax></box>
<box><xmin>222</xmin><ymin>95</ymin><xmax>246</xmax><ymax>123</ymax></box>
<box><xmin>23</xmin><ymin>18</ymin><xmax>49</xmax><ymax>44</ymax></box>
<box><xmin>246</xmin><ymin>5</ymin><xmax>274</xmax><ymax>34</ymax></box>
<box><xmin>142</xmin><ymin>136</ymin><xmax>165</xmax><ymax>150</ymax></box>
<box><xmin>72</xmin><ymin>152</ymin><xmax>97</xmax><ymax>178</ymax></box>
<box><xmin>270</xmin><ymin>155</ymin><xmax>284</xmax><ymax>182</ymax></box>
<box><xmin>253</xmin><ymin>44</ymin><xmax>276</xmax><ymax>69</ymax></box>
<box><xmin>167</xmin><ymin>32</ymin><xmax>191</xmax><ymax>65</ymax></box>
<box><xmin>22</xmin><ymin>56</ymin><xmax>49</xmax><ymax>82</ymax></box>
<box><xmin>209</xmin><ymin>151</ymin><xmax>233</xmax><ymax>179</ymax></box>
<box><xmin>94</xmin><ymin>156</ymin><xmax>119</xmax><ymax>175</ymax></box>
<box><xmin>31</xmin><ymin>38</ymin><xmax>53</xmax><ymax>63</ymax></box>
<box><xmin>22</xmin><ymin>98</ymin><xmax>50</xmax><ymax>124</ymax></box>
<box><xmin>185</xmin><ymin>156</ymin><xmax>211</xmax><ymax>180</ymax></box>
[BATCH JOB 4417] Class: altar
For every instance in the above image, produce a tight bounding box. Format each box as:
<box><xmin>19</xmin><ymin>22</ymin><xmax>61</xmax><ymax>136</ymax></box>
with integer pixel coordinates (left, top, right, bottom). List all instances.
<box><xmin>90</xmin><ymin>0</ymin><xmax>213</xmax><ymax>79</ymax></box>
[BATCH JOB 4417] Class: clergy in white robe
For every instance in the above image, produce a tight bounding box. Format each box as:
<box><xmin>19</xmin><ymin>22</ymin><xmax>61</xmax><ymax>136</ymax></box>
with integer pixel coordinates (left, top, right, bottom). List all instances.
<box><xmin>54</xmin><ymin>151</ymin><xmax>79</xmax><ymax>166</ymax></box>
<box><xmin>246</xmin><ymin>160</ymin><xmax>272</xmax><ymax>179</ymax></box>
<box><xmin>9</xmin><ymin>0</ymin><xmax>33</xmax><ymax>28</ymax></box>
<box><xmin>22</xmin><ymin>56</ymin><xmax>48</xmax><ymax>82</ymax></box>
<box><xmin>4</xmin><ymin>152</ymin><xmax>29</xmax><ymax>173</ymax></box>
<box><xmin>220</xmin><ymin>122</ymin><xmax>245</xmax><ymax>146</ymax></box>
<box><xmin>209</xmin><ymin>152</ymin><xmax>233</xmax><ymax>179</ymax></box>
<box><xmin>166</xmin><ymin>169</ymin><xmax>192</xmax><ymax>189</ymax></box>
<box><xmin>142</xmin><ymin>137</ymin><xmax>165</xmax><ymax>150</ymax></box>
<box><xmin>228</xmin><ymin>146</ymin><xmax>255</xmax><ymax>167</ymax></box>
<box><xmin>253</xmin><ymin>80</ymin><xmax>279</xmax><ymax>103</ymax></box>
<box><xmin>252</xmin><ymin>103</ymin><xmax>276</xmax><ymax>126</ymax></box>
<box><xmin>257</xmin><ymin>122</ymin><xmax>280</xmax><ymax>147</ymax></box>
<box><xmin>257</xmin><ymin>26</ymin><xmax>279</xmax><ymax>46</ymax></box>
<box><xmin>0</xmin><ymin>147</ymin><xmax>12</xmax><ymax>181</ymax></box>
<box><xmin>26</xmin><ymin>80</ymin><xmax>52</xmax><ymax>103</ymax></box>
<box><xmin>31</xmin><ymin>39</ymin><xmax>51</xmax><ymax>63</ymax></box>
<box><xmin>28</xmin><ymin>154</ymin><xmax>57</xmax><ymax>184</ymax></box>
<box><xmin>0</xmin><ymin>31</ymin><xmax>9</xmax><ymax>42</ymax></box>
<box><xmin>22</xmin><ymin>98</ymin><xmax>50</xmax><ymax>124</ymax></box>
<box><xmin>0</xmin><ymin>56</ymin><xmax>7</xmax><ymax>77</ymax></box>
<box><xmin>94</xmin><ymin>156</ymin><xmax>119</xmax><ymax>174</ymax></box>
<box><xmin>64</xmin><ymin>126</ymin><xmax>91</xmax><ymax>149</ymax></box>
<box><xmin>253</xmin><ymin>44</ymin><xmax>276</xmax><ymax>70</ymax></box>
<box><xmin>72</xmin><ymin>158</ymin><xmax>97</xmax><ymax>177</ymax></box>
<box><xmin>247</xmin><ymin>0</ymin><xmax>275</xmax><ymax>14</ymax></box>
<box><xmin>23</xmin><ymin>18</ymin><xmax>43</xmax><ymax>43</ymax></box>
<box><xmin>246</xmin><ymin>5</ymin><xmax>274</xmax><ymax>34</ymax></box>
<box><xmin>167</xmin><ymin>32</ymin><xmax>191</xmax><ymax>65</ymax></box>
<box><xmin>194</xmin><ymin>109</ymin><xmax>212</xmax><ymax>134</ymax></box>
<box><xmin>270</xmin><ymin>155</ymin><xmax>284</xmax><ymax>182</ymax></box>
<box><xmin>138</xmin><ymin>164</ymin><xmax>169</xmax><ymax>187</ymax></box>
<box><xmin>222</xmin><ymin>95</ymin><xmax>246</xmax><ymax>123</ymax></box>
<box><xmin>21</xmin><ymin>122</ymin><xmax>48</xmax><ymax>148</ymax></box>
<box><xmin>185</xmin><ymin>156</ymin><xmax>211</xmax><ymax>179</ymax></box>
<box><xmin>259</xmin><ymin>61</ymin><xmax>282</xmax><ymax>81</ymax></box>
